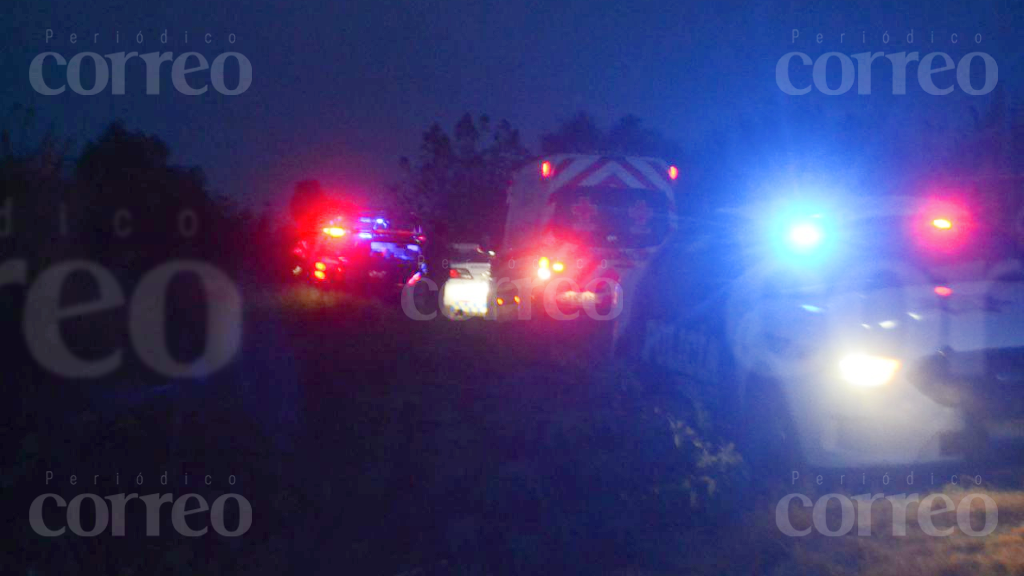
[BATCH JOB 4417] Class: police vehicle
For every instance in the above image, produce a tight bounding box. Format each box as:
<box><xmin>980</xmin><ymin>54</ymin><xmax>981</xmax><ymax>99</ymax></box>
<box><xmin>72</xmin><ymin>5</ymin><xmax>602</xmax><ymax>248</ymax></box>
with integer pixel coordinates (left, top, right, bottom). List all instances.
<box><xmin>619</xmin><ymin>186</ymin><xmax>1024</xmax><ymax>469</ymax></box>
<box><xmin>291</xmin><ymin>210</ymin><xmax>425</xmax><ymax>292</ymax></box>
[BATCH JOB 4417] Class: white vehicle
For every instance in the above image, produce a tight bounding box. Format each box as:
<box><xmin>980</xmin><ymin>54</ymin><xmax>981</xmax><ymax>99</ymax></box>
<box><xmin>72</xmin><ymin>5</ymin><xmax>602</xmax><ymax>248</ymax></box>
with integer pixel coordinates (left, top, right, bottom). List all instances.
<box><xmin>493</xmin><ymin>154</ymin><xmax>680</xmax><ymax>341</ymax></box>
<box><xmin>621</xmin><ymin>191</ymin><xmax>1024</xmax><ymax>469</ymax></box>
<box><xmin>441</xmin><ymin>243</ymin><xmax>494</xmax><ymax>319</ymax></box>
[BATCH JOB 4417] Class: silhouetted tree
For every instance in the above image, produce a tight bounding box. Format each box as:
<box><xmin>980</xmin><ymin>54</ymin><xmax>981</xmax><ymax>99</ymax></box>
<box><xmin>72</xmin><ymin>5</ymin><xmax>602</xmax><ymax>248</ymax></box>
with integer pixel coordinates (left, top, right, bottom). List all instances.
<box><xmin>395</xmin><ymin>113</ymin><xmax>530</xmax><ymax>242</ymax></box>
<box><xmin>1</xmin><ymin>107</ymin><xmax>73</xmax><ymax>263</ymax></box>
<box><xmin>72</xmin><ymin>121</ymin><xmax>234</xmax><ymax>273</ymax></box>
<box><xmin>540</xmin><ymin>111</ymin><xmax>604</xmax><ymax>155</ymax></box>
<box><xmin>540</xmin><ymin>112</ymin><xmax>682</xmax><ymax>161</ymax></box>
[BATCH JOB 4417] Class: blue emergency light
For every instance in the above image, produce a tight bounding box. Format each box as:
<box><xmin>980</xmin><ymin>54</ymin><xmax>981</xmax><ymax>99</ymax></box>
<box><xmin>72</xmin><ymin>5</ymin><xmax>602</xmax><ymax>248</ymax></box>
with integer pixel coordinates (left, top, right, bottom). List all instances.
<box><xmin>770</xmin><ymin>206</ymin><xmax>836</xmax><ymax>266</ymax></box>
<box><xmin>787</xmin><ymin>219</ymin><xmax>825</xmax><ymax>251</ymax></box>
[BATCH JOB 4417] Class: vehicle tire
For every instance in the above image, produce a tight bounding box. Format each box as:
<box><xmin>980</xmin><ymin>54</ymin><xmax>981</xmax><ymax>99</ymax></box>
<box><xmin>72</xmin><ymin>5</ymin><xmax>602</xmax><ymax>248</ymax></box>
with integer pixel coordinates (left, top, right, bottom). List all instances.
<box><xmin>413</xmin><ymin>278</ymin><xmax>437</xmax><ymax>317</ymax></box>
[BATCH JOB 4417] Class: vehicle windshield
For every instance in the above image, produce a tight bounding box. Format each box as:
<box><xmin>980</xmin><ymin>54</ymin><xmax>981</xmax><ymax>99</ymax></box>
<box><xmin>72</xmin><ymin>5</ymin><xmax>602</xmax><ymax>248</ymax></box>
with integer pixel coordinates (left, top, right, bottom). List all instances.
<box><xmin>450</xmin><ymin>246</ymin><xmax>491</xmax><ymax>263</ymax></box>
<box><xmin>549</xmin><ymin>186</ymin><xmax>671</xmax><ymax>249</ymax></box>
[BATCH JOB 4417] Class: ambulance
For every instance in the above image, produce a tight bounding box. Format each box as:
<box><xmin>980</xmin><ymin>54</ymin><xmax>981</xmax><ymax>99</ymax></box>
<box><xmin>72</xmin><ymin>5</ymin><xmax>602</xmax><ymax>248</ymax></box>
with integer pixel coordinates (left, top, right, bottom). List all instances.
<box><xmin>491</xmin><ymin>154</ymin><xmax>679</xmax><ymax>342</ymax></box>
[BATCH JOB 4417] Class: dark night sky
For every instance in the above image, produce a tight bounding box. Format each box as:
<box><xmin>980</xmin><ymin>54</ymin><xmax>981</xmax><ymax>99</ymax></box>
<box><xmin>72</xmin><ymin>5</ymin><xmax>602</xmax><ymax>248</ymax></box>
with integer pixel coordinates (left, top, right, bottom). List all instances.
<box><xmin>3</xmin><ymin>0</ymin><xmax>1022</xmax><ymax>212</ymax></box>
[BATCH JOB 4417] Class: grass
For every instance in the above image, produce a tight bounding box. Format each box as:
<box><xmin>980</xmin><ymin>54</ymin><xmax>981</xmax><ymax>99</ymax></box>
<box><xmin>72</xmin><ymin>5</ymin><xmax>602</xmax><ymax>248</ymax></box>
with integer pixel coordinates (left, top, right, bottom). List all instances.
<box><xmin>10</xmin><ymin>281</ymin><xmax>1024</xmax><ymax>575</ymax></box>
<box><xmin>747</xmin><ymin>483</ymin><xmax>1024</xmax><ymax>576</ymax></box>
<box><xmin>249</xmin><ymin>284</ymin><xmax>1024</xmax><ymax>575</ymax></box>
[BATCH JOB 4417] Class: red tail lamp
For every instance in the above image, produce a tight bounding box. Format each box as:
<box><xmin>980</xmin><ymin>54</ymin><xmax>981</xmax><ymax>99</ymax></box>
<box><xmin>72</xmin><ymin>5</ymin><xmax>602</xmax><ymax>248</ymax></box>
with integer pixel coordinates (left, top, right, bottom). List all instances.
<box><xmin>541</xmin><ymin>161</ymin><xmax>553</xmax><ymax>178</ymax></box>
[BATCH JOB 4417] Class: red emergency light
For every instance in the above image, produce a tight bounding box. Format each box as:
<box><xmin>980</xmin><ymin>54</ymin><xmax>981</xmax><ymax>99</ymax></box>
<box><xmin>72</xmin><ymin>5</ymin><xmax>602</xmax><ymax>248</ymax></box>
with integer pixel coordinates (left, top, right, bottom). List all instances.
<box><xmin>541</xmin><ymin>161</ymin><xmax>553</xmax><ymax>178</ymax></box>
<box><xmin>914</xmin><ymin>198</ymin><xmax>970</xmax><ymax>254</ymax></box>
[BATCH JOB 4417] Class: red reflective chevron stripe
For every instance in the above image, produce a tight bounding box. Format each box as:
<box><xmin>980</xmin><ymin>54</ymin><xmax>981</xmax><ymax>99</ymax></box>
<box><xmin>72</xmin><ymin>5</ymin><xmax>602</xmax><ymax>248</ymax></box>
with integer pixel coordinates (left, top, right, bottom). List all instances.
<box><xmin>553</xmin><ymin>157</ymin><xmax>611</xmax><ymax>194</ymax></box>
<box><xmin>618</xmin><ymin>159</ymin><xmax>659</xmax><ymax>190</ymax></box>
<box><xmin>554</xmin><ymin>158</ymin><xmax>574</xmax><ymax>176</ymax></box>
<box><xmin>645</xmin><ymin>159</ymin><xmax>674</xmax><ymax>187</ymax></box>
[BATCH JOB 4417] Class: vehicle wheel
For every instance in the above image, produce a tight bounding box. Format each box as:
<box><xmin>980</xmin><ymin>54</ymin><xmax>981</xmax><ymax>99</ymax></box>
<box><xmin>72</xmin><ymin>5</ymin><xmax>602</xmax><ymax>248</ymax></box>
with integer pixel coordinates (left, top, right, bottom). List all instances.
<box><xmin>741</xmin><ymin>374</ymin><xmax>802</xmax><ymax>494</ymax></box>
<box><xmin>416</xmin><ymin>279</ymin><xmax>439</xmax><ymax>317</ymax></box>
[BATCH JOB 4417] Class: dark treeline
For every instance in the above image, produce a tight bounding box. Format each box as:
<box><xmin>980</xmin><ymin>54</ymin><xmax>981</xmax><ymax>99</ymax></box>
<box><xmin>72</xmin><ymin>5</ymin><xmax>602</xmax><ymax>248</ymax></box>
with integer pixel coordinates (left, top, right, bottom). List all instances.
<box><xmin>1</xmin><ymin>110</ymin><xmax>251</xmax><ymax>275</ymax></box>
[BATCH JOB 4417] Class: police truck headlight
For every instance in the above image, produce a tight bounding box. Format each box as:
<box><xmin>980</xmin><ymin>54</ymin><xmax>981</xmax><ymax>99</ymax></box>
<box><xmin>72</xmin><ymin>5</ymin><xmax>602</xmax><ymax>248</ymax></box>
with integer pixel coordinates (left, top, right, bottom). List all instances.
<box><xmin>838</xmin><ymin>354</ymin><xmax>902</xmax><ymax>388</ymax></box>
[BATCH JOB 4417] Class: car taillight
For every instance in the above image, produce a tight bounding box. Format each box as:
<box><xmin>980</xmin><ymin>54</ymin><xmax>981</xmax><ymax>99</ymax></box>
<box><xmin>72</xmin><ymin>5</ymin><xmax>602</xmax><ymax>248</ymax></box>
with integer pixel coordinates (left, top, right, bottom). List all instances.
<box><xmin>450</xmin><ymin>268</ymin><xmax>472</xmax><ymax>279</ymax></box>
<box><xmin>537</xmin><ymin>257</ymin><xmax>551</xmax><ymax>280</ymax></box>
<box><xmin>314</xmin><ymin>262</ymin><xmax>326</xmax><ymax>271</ymax></box>
<box><xmin>536</xmin><ymin>257</ymin><xmax>565</xmax><ymax>279</ymax></box>
<box><xmin>313</xmin><ymin>270</ymin><xmax>326</xmax><ymax>280</ymax></box>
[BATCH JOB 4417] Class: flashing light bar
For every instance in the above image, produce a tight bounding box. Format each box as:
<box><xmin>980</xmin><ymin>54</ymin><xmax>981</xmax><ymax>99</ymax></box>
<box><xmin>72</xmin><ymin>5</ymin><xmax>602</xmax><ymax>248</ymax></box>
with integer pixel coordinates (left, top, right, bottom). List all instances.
<box><xmin>788</xmin><ymin>222</ymin><xmax>824</xmax><ymax>249</ymax></box>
